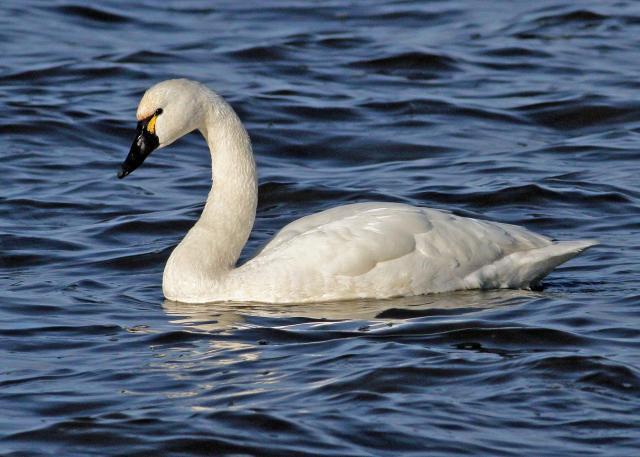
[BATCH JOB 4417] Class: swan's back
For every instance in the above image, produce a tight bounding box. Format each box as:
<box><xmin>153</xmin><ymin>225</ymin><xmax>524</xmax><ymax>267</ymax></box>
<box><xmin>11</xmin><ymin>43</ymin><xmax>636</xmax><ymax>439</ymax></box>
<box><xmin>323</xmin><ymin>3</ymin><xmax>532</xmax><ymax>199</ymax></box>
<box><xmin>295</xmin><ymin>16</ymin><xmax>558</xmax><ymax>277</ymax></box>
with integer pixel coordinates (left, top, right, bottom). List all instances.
<box><xmin>231</xmin><ymin>203</ymin><xmax>593</xmax><ymax>303</ymax></box>
<box><xmin>258</xmin><ymin>203</ymin><xmax>548</xmax><ymax>272</ymax></box>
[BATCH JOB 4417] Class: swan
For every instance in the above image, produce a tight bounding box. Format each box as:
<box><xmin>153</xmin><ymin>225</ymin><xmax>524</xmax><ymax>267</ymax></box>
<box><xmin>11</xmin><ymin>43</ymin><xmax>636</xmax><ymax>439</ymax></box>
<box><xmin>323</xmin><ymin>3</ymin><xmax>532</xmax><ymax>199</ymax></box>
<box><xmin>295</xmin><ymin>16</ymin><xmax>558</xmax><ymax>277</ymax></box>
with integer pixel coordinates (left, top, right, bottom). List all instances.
<box><xmin>117</xmin><ymin>79</ymin><xmax>596</xmax><ymax>304</ymax></box>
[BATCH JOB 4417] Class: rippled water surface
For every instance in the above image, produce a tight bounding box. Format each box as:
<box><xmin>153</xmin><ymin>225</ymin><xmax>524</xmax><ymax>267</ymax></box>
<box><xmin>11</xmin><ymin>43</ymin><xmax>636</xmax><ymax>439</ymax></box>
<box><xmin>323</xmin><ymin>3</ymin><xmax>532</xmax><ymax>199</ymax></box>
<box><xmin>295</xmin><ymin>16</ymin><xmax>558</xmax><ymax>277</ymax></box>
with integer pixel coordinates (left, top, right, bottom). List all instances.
<box><xmin>2</xmin><ymin>1</ymin><xmax>640</xmax><ymax>455</ymax></box>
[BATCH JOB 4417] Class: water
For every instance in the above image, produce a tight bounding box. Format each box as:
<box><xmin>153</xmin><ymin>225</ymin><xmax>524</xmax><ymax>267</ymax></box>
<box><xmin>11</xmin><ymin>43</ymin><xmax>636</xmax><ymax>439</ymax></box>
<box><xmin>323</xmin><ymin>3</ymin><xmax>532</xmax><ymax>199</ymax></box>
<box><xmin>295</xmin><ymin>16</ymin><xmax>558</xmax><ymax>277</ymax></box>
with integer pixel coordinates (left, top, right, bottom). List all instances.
<box><xmin>1</xmin><ymin>1</ymin><xmax>639</xmax><ymax>455</ymax></box>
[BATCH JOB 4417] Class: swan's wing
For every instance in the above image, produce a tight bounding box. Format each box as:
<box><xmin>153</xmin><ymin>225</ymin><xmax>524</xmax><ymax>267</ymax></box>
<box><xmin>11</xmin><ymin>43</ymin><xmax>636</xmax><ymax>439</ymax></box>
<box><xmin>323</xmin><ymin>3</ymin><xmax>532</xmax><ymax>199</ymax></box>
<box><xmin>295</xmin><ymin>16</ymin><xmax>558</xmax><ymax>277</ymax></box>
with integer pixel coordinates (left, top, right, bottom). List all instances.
<box><xmin>258</xmin><ymin>202</ymin><xmax>415</xmax><ymax>256</ymax></box>
<box><xmin>253</xmin><ymin>202</ymin><xmax>551</xmax><ymax>278</ymax></box>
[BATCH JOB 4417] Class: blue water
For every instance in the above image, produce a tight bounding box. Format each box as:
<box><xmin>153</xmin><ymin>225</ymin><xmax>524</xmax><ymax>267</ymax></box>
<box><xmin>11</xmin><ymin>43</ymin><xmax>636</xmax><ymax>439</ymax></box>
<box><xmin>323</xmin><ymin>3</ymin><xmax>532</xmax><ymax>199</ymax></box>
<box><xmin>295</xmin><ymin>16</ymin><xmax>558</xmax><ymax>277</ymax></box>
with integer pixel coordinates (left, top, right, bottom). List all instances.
<box><xmin>1</xmin><ymin>1</ymin><xmax>639</xmax><ymax>455</ymax></box>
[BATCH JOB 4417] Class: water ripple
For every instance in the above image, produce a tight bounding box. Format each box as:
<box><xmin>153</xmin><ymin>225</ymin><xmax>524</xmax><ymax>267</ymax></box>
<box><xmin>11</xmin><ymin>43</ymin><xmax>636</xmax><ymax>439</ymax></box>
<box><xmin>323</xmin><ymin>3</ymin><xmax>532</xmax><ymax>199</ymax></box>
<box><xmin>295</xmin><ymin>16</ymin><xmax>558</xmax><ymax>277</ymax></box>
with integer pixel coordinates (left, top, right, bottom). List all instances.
<box><xmin>1</xmin><ymin>0</ymin><xmax>639</xmax><ymax>456</ymax></box>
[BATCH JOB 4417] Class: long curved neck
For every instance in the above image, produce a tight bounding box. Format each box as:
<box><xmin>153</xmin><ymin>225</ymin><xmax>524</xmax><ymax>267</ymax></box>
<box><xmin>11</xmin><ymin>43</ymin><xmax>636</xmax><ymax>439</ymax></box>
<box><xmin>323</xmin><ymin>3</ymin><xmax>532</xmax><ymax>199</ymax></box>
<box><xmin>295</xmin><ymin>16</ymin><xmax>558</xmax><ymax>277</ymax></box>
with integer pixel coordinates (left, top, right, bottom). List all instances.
<box><xmin>201</xmin><ymin>98</ymin><xmax>258</xmax><ymax>269</ymax></box>
<box><xmin>198</xmin><ymin>96</ymin><xmax>257</xmax><ymax>269</ymax></box>
<box><xmin>163</xmin><ymin>92</ymin><xmax>257</xmax><ymax>300</ymax></box>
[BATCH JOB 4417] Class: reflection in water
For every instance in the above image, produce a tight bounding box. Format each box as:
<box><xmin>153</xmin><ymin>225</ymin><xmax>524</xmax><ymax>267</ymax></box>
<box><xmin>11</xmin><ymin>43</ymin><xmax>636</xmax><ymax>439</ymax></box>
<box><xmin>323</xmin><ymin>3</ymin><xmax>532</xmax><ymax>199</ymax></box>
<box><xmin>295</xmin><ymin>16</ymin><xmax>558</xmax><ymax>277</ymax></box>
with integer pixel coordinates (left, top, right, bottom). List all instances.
<box><xmin>162</xmin><ymin>289</ymin><xmax>543</xmax><ymax>332</ymax></box>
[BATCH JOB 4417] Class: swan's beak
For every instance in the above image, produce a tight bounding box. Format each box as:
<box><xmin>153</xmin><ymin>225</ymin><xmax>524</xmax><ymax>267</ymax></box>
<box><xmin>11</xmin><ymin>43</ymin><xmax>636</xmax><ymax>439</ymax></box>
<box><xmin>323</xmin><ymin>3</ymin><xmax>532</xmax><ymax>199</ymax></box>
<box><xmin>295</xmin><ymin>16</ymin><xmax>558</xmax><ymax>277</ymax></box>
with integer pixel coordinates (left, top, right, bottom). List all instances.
<box><xmin>117</xmin><ymin>117</ymin><xmax>160</xmax><ymax>179</ymax></box>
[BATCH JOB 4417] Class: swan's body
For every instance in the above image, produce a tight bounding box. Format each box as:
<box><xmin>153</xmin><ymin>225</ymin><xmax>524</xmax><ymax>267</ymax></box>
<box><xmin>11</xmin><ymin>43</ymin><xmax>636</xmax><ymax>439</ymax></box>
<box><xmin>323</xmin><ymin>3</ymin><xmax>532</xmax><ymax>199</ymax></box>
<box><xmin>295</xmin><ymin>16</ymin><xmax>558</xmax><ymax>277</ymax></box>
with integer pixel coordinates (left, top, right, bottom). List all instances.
<box><xmin>119</xmin><ymin>79</ymin><xmax>596</xmax><ymax>304</ymax></box>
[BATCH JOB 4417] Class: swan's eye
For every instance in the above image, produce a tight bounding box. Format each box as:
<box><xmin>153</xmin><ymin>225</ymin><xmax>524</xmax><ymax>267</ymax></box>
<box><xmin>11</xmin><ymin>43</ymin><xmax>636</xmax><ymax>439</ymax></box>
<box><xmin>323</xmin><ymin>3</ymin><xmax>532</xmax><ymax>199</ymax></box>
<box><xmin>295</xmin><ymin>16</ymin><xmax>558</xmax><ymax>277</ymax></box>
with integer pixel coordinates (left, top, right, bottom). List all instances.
<box><xmin>146</xmin><ymin>109</ymin><xmax>162</xmax><ymax>135</ymax></box>
<box><xmin>147</xmin><ymin>108</ymin><xmax>162</xmax><ymax>134</ymax></box>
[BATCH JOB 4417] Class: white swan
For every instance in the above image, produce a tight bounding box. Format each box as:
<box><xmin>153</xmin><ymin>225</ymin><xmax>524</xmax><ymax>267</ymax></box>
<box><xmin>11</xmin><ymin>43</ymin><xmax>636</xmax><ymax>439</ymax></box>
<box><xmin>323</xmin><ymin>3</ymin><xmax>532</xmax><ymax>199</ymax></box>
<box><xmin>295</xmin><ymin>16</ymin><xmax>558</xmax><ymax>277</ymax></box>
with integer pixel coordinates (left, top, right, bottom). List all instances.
<box><xmin>118</xmin><ymin>79</ymin><xmax>596</xmax><ymax>304</ymax></box>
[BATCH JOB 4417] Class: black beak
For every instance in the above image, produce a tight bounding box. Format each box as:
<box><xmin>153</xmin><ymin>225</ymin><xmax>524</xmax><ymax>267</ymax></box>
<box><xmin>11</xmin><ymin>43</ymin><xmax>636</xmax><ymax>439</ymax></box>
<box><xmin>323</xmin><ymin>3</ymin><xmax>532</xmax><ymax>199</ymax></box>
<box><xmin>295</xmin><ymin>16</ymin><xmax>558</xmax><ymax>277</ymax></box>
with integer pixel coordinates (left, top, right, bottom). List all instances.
<box><xmin>117</xmin><ymin>118</ymin><xmax>159</xmax><ymax>179</ymax></box>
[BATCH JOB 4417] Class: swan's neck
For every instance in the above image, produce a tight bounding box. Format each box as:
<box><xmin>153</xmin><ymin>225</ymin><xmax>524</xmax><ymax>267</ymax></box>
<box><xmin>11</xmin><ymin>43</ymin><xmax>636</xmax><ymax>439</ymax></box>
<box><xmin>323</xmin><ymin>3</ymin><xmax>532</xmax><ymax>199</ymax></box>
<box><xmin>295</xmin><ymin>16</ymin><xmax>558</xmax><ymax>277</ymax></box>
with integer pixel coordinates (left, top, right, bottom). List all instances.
<box><xmin>163</xmin><ymin>94</ymin><xmax>257</xmax><ymax>300</ymax></box>
<box><xmin>199</xmin><ymin>99</ymin><xmax>257</xmax><ymax>268</ymax></box>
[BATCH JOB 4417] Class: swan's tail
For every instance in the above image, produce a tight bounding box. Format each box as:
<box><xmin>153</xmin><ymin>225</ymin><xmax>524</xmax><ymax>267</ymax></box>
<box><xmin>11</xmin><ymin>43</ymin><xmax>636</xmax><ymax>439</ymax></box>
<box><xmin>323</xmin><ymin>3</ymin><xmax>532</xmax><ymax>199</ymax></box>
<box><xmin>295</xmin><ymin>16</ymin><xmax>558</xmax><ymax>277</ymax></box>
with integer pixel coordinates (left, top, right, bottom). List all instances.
<box><xmin>464</xmin><ymin>239</ymin><xmax>598</xmax><ymax>290</ymax></box>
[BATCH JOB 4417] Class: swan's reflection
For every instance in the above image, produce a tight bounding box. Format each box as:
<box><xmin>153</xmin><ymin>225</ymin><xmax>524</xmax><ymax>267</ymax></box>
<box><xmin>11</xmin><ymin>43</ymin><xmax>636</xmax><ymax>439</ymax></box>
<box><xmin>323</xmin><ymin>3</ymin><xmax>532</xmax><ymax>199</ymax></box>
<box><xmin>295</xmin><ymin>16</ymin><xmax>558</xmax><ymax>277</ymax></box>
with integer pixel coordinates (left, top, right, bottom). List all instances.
<box><xmin>158</xmin><ymin>290</ymin><xmax>543</xmax><ymax>405</ymax></box>
<box><xmin>162</xmin><ymin>289</ymin><xmax>542</xmax><ymax>332</ymax></box>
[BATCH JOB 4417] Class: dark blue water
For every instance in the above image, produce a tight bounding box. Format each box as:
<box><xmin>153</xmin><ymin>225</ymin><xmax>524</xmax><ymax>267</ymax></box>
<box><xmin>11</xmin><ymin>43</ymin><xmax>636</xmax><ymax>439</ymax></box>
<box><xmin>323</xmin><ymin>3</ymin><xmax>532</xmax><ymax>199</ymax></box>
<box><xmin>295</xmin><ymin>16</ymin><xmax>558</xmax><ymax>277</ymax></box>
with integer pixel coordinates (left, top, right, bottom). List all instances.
<box><xmin>2</xmin><ymin>1</ymin><xmax>639</xmax><ymax>455</ymax></box>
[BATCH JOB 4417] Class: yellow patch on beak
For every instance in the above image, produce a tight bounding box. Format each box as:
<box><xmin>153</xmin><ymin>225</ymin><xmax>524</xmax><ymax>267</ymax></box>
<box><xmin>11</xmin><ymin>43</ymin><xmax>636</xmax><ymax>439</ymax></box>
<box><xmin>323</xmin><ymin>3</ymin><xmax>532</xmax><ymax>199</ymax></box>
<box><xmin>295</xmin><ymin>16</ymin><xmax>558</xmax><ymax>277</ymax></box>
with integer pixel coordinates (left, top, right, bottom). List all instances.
<box><xmin>146</xmin><ymin>114</ymin><xmax>158</xmax><ymax>134</ymax></box>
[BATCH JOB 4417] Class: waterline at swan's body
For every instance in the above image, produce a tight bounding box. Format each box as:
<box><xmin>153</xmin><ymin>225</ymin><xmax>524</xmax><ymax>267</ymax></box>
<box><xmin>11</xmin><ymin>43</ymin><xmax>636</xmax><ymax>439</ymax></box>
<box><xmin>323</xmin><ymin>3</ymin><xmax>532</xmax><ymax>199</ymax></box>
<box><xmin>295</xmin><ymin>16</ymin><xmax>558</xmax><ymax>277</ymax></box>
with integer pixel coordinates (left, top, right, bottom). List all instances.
<box><xmin>119</xmin><ymin>79</ymin><xmax>596</xmax><ymax>304</ymax></box>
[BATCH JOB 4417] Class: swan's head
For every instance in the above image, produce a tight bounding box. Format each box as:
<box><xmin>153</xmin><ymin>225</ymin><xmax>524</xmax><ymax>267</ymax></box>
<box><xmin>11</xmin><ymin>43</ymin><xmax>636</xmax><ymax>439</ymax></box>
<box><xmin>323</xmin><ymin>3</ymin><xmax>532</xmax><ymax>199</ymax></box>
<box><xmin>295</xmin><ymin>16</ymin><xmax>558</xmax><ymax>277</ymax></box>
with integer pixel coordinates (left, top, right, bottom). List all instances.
<box><xmin>118</xmin><ymin>79</ymin><xmax>206</xmax><ymax>179</ymax></box>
